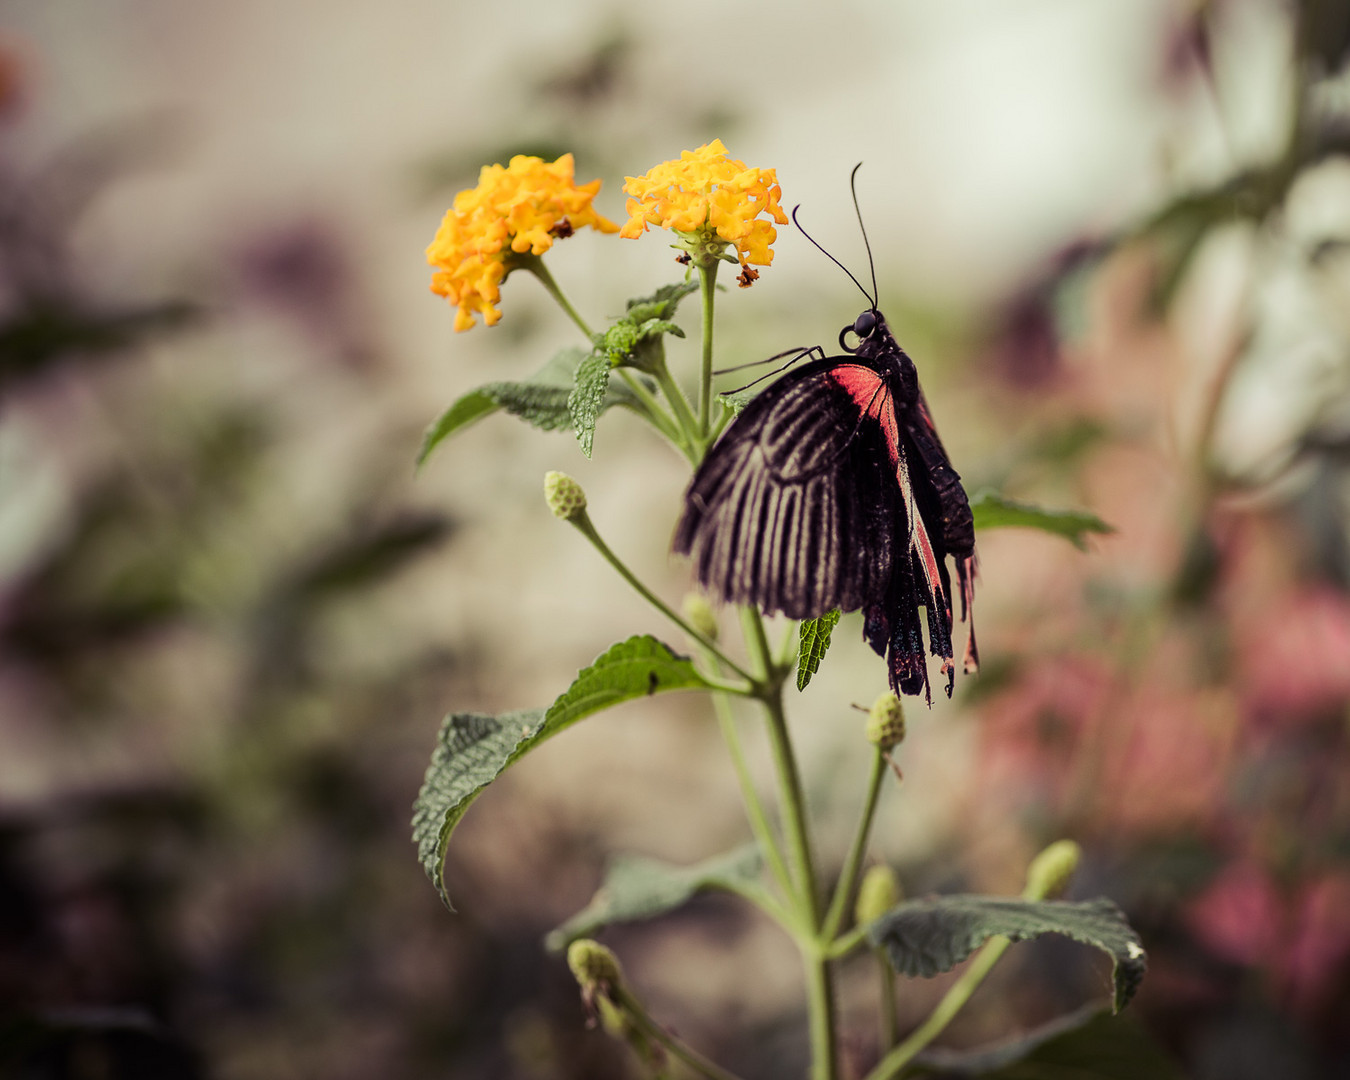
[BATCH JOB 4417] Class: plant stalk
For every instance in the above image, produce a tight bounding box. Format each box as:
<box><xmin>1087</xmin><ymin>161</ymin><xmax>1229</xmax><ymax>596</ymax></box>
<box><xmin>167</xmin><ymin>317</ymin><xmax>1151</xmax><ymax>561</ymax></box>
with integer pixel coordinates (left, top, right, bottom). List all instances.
<box><xmin>822</xmin><ymin>749</ymin><xmax>888</xmax><ymax>941</ymax></box>
<box><xmin>698</xmin><ymin>261</ymin><xmax>719</xmax><ymax>438</ymax></box>
<box><xmin>570</xmin><ymin>511</ymin><xmax>757</xmax><ymax>685</ymax></box>
<box><xmin>741</xmin><ymin>606</ymin><xmax>837</xmax><ymax>1080</ymax></box>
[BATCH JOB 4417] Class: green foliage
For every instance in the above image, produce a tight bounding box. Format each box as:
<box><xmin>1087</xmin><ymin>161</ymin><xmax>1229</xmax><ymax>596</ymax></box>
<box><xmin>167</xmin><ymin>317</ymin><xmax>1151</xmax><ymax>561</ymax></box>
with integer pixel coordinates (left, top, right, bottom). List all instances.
<box><xmin>568</xmin><ymin>348</ymin><xmax>612</xmax><ymax>458</ymax></box>
<box><xmin>417</xmin><ymin>347</ymin><xmax>639</xmax><ymax>466</ymax></box>
<box><xmin>867</xmin><ymin>895</ymin><xmax>1147</xmax><ymax>1013</ymax></box>
<box><xmin>545</xmin><ymin>845</ymin><xmax>762</xmax><ymax>951</ymax></box>
<box><xmin>412</xmin><ymin>636</ymin><xmax>716</xmax><ymax>909</ymax></box>
<box><xmin>625</xmin><ymin>280</ymin><xmax>699</xmax><ymax>323</ymax></box>
<box><xmin>796</xmin><ymin>610</ymin><xmax>840</xmax><ymax>691</ymax></box>
<box><xmin>970</xmin><ymin>491</ymin><xmax>1114</xmax><ymax>551</ymax></box>
<box><xmin>910</xmin><ymin>1006</ymin><xmax>1186</xmax><ymax>1079</ymax></box>
<box><xmin>569</xmin><ymin>281</ymin><xmax>700</xmax><ymax>455</ymax></box>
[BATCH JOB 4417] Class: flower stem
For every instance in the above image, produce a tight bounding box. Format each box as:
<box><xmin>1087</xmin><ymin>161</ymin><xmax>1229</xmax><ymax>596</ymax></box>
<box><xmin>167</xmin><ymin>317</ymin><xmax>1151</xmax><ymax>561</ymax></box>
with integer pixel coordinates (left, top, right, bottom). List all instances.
<box><xmin>821</xmin><ymin>749</ymin><xmax>887</xmax><ymax>941</ymax></box>
<box><xmin>650</xmin><ymin>352</ymin><xmax>703</xmax><ymax>457</ymax></box>
<box><xmin>568</xmin><ymin>510</ymin><xmax>757</xmax><ymax>686</ymax></box>
<box><xmin>697</xmin><ymin>643</ymin><xmax>797</xmax><ymax>904</ymax></box>
<box><xmin>698</xmin><ymin>261</ymin><xmax>719</xmax><ymax>439</ymax></box>
<box><xmin>877</xmin><ymin>953</ymin><xmax>899</xmax><ymax>1050</ymax></box>
<box><xmin>741</xmin><ymin>606</ymin><xmax>837</xmax><ymax>1080</ymax></box>
<box><xmin>613</xmin><ymin>986</ymin><xmax>748</xmax><ymax>1080</ymax></box>
<box><xmin>617</xmin><ymin>369</ymin><xmax>688</xmax><ymax>453</ymax></box>
<box><xmin>864</xmin><ymin>937</ymin><xmax>1012</xmax><ymax>1080</ymax></box>
<box><xmin>525</xmin><ymin>258</ymin><xmax>594</xmax><ymax>339</ymax></box>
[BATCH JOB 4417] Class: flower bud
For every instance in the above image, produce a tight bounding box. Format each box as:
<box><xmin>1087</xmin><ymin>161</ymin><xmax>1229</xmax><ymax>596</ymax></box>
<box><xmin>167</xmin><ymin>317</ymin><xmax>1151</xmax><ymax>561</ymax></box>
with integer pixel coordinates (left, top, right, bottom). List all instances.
<box><xmin>544</xmin><ymin>471</ymin><xmax>587</xmax><ymax>522</ymax></box>
<box><xmin>682</xmin><ymin>593</ymin><xmax>718</xmax><ymax>641</ymax></box>
<box><xmin>866</xmin><ymin>692</ymin><xmax>906</xmax><ymax>750</ymax></box>
<box><xmin>566</xmin><ymin>939</ymin><xmax>621</xmax><ymax>994</ymax></box>
<box><xmin>1023</xmin><ymin>839</ymin><xmax>1081</xmax><ymax>900</ymax></box>
<box><xmin>854</xmin><ymin>864</ymin><xmax>902</xmax><ymax>927</ymax></box>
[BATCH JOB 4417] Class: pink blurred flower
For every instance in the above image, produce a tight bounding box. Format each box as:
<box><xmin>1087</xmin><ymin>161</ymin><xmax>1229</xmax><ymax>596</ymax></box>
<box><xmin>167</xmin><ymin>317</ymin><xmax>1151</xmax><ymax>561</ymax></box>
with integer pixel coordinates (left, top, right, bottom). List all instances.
<box><xmin>1234</xmin><ymin>586</ymin><xmax>1350</xmax><ymax>720</ymax></box>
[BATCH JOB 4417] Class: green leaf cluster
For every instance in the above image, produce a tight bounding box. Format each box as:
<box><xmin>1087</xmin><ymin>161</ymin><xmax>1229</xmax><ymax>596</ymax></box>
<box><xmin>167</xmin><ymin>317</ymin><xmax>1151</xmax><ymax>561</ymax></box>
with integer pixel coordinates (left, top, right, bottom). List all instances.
<box><xmin>418</xmin><ymin>347</ymin><xmax>643</xmax><ymax>465</ymax></box>
<box><xmin>570</xmin><ymin>280</ymin><xmax>700</xmax><ymax>457</ymax></box>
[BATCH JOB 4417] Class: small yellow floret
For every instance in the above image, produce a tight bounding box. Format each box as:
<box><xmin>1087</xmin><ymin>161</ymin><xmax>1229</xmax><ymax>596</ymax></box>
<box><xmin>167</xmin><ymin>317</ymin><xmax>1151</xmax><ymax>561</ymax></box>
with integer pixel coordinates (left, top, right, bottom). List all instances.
<box><xmin>620</xmin><ymin>140</ymin><xmax>787</xmax><ymax>273</ymax></box>
<box><xmin>426</xmin><ymin>153</ymin><xmax>618</xmax><ymax>331</ymax></box>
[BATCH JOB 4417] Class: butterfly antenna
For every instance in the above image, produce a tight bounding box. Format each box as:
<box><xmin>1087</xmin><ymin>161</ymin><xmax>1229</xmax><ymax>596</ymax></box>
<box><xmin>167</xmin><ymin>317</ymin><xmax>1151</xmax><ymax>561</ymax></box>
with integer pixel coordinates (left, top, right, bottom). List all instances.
<box><xmin>849</xmin><ymin>162</ymin><xmax>879</xmax><ymax>308</ymax></box>
<box><xmin>792</xmin><ymin>204</ymin><xmax>875</xmax><ymax>308</ymax></box>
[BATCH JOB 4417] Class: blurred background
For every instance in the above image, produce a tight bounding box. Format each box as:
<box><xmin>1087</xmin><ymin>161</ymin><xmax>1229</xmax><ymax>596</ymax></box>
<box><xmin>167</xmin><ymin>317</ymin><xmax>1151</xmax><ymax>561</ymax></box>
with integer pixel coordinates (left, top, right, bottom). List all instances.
<box><xmin>1</xmin><ymin>1</ymin><xmax>1348</xmax><ymax>1077</ymax></box>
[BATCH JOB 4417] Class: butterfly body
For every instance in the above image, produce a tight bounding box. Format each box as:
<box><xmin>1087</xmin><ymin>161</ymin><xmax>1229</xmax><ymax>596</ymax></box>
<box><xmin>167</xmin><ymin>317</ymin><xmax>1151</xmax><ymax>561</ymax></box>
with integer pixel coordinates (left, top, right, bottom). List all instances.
<box><xmin>674</xmin><ymin>307</ymin><xmax>977</xmax><ymax>702</ymax></box>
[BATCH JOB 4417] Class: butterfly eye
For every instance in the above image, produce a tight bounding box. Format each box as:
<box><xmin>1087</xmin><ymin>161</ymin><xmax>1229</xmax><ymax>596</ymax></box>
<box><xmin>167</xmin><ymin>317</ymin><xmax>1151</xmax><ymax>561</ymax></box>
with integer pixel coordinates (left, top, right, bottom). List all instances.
<box><xmin>853</xmin><ymin>310</ymin><xmax>878</xmax><ymax>338</ymax></box>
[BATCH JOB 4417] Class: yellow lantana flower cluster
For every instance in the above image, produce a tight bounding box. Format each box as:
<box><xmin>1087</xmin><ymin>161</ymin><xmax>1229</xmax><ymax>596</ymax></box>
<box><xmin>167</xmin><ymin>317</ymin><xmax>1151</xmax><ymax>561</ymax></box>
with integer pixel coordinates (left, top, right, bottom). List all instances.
<box><xmin>620</xmin><ymin>140</ymin><xmax>788</xmax><ymax>281</ymax></box>
<box><xmin>426</xmin><ymin>153</ymin><xmax>618</xmax><ymax>332</ymax></box>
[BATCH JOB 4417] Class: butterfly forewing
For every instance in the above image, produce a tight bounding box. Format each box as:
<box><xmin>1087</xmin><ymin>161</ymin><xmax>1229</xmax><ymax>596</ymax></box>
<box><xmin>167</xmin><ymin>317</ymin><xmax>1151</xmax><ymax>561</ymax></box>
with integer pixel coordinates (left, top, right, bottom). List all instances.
<box><xmin>675</xmin><ymin>360</ymin><xmax>898</xmax><ymax>620</ymax></box>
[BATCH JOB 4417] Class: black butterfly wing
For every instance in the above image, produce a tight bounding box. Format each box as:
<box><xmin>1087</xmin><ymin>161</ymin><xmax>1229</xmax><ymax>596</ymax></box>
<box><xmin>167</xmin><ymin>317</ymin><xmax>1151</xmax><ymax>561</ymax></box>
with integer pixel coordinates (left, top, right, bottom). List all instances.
<box><xmin>674</xmin><ymin>359</ymin><xmax>899</xmax><ymax>621</ymax></box>
<box><xmin>903</xmin><ymin>393</ymin><xmax>979</xmax><ymax>674</ymax></box>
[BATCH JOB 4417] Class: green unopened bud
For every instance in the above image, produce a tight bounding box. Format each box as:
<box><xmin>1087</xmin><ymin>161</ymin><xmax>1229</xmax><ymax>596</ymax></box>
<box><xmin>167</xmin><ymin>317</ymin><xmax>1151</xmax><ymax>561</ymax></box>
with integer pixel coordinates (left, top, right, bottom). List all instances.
<box><xmin>544</xmin><ymin>471</ymin><xmax>587</xmax><ymax>522</ymax></box>
<box><xmin>567</xmin><ymin>939</ymin><xmax>621</xmax><ymax>995</ymax></box>
<box><xmin>1023</xmin><ymin>839</ymin><xmax>1082</xmax><ymax>900</ymax></box>
<box><xmin>682</xmin><ymin>593</ymin><xmax>718</xmax><ymax>641</ymax></box>
<box><xmin>854</xmin><ymin>864</ymin><xmax>902</xmax><ymax>927</ymax></box>
<box><xmin>866</xmin><ymin>692</ymin><xmax>906</xmax><ymax>750</ymax></box>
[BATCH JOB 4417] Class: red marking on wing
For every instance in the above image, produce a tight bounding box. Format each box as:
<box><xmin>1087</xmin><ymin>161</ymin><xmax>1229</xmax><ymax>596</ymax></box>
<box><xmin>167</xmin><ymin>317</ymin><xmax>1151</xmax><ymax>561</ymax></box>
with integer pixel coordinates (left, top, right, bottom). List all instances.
<box><xmin>907</xmin><ymin>480</ymin><xmax>945</xmax><ymax>607</ymax></box>
<box><xmin>827</xmin><ymin>365</ymin><xmax>948</xmax><ymax>615</ymax></box>
<box><xmin>828</xmin><ymin>366</ymin><xmax>901</xmax><ymax>466</ymax></box>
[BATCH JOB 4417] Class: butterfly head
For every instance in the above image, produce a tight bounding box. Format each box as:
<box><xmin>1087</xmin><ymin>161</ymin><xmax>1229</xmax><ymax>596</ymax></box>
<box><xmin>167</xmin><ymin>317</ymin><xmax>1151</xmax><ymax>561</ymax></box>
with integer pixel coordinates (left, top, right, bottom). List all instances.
<box><xmin>840</xmin><ymin>306</ymin><xmax>917</xmax><ymax>400</ymax></box>
<box><xmin>839</xmin><ymin>308</ymin><xmax>881</xmax><ymax>353</ymax></box>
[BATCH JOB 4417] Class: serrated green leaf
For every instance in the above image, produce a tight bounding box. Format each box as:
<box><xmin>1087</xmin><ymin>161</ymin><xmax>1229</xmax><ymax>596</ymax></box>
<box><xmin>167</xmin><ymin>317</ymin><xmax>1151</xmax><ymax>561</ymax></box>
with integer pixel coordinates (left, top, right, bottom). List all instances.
<box><xmin>418</xmin><ymin>347</ymin><xmax>638</xmax><ymax>466</ymax></box>
<box><xmin>569</xmin><ymin>349</ymin><xmax>612</xmax><ymax>458</ymax></box>
<box><xmin>416</xmin><ymin>391</ymin><xmax>503</xmax><ymax>465</ymax></box>
<box><xmin>635</xmin><ymin>318</ymin><xmax>685</xmax><ymax>342</ymax></box>
<box><xmin>411</xmin><ymin>709</ymin><xmax>545</xmax><ymax>911</ymax></box>
<box><xmin>970</xmin><ymin>490</ymin><xmax>1114</xmax><ymax>551</ymax></box>
<box><xmin>911</xmin><ymin>1006</ymin><xmax>1185</xmax><ymax>1079</ymax></box>
<box><xmin>625</xmin><ymin>280</ymin><xmax>698</xmax><ymax>322</ymax></box>
<box><xmin>412</xmin><ymin>635</ymin><xmax>715</xmax><ymax>909</ymax></box>
<box><xmin>545</xmin><ymin>845</ymin><xmax>762</xmax><ymax>951</ymax></box>
<box><xmin>796</xmin><ymin>610</ymin><xmax>841</xmax><ymax>691</ymax></box>
<box><xmin>868</xmin><ymin>895</ymin><xmax>1147</xmax><ymax>1013</ymax></box>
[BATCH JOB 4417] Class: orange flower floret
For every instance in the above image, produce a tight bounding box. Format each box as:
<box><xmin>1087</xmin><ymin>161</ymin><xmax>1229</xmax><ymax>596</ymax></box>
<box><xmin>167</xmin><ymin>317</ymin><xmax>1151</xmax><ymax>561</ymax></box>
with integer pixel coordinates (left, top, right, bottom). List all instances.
<box><xmin>426</xmin><ymin>153</ymin><xmax>618</xmax><ymax>332</ymax></box>
<box><xmin>620</xmin><ymin>140</ymin><xmax>788</xmax><ymax>271</ymax></box>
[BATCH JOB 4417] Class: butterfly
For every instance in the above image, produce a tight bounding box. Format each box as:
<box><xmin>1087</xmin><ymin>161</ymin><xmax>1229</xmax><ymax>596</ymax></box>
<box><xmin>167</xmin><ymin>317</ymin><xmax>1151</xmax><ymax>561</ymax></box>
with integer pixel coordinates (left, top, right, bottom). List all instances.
<box><xmin>672</xmin><ymin>188</ymin><xmax>978</xmax><ymax>703</ymax></box>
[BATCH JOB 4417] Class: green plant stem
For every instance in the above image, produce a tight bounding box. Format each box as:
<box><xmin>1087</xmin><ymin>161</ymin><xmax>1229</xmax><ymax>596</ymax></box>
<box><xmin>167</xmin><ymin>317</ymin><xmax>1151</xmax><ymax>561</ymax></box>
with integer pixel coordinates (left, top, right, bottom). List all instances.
<box><xmin>877</xmin><ymin>953</ymin><xmax>899</xmax><ymax>1051</ymax></box>
<box><xmin>697</xmin><ymin>644</ymin><xmax>797</xmax><ymax>905</ymax></box>
<box><xmin>650</xmin><ymin>353</ymin><xmax>702</xmax><ymax>456</ymax></box>
<box><xmin>825</xmin><ymin>924</ymin><xmax>869</xmax><ymax>960</ymax></box>
<box><xmin>614</xmin><ymin>986</ymin><xmax>748</xmax><ymax>1080</ymax></box>
<box><xmin>526</xmin><ymin>259</ymin><xmax>690</xmax><ymax>455</ymax></box>
<box><xmin>777</xmin><ymin>619</ymin><xmax>800</xmax><ymax>671</ymax></box>
<box><xmin>617</xmin><ymin>369</ymin><xmax>688</xmax><ymax>452</ymax></box>
<box><xmin>569</xmin><ymin>511</ymin><xmax>757</xmax><ymax>685</ymax></box>
<box><xmin>741</xmin><ymin>606</ymin><xmax>837</xmax><ymax>1080</ymax></box>
<box><xmin>697</xmin><ymin>261</ymin><xmax>719</xmax><ymax>439</ymax></box>
<box><xmin>821</xmin><ymin>749</ymin><xmax>887</xmax><ymax>941</ymax></box>
<box><xmin>716</xmin><ymin>877</ymin><xmax>802</xmax><ymax>941</ymax></box>
<box><xmin>864</xmin><ymin>937</ymin><xmax>1012</xmax><ymax>1080</ymax></box>
<box><xmin>527</xmin><ymin>258</ymin><xmax>594</xmax><ymax>339</ymax></box>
